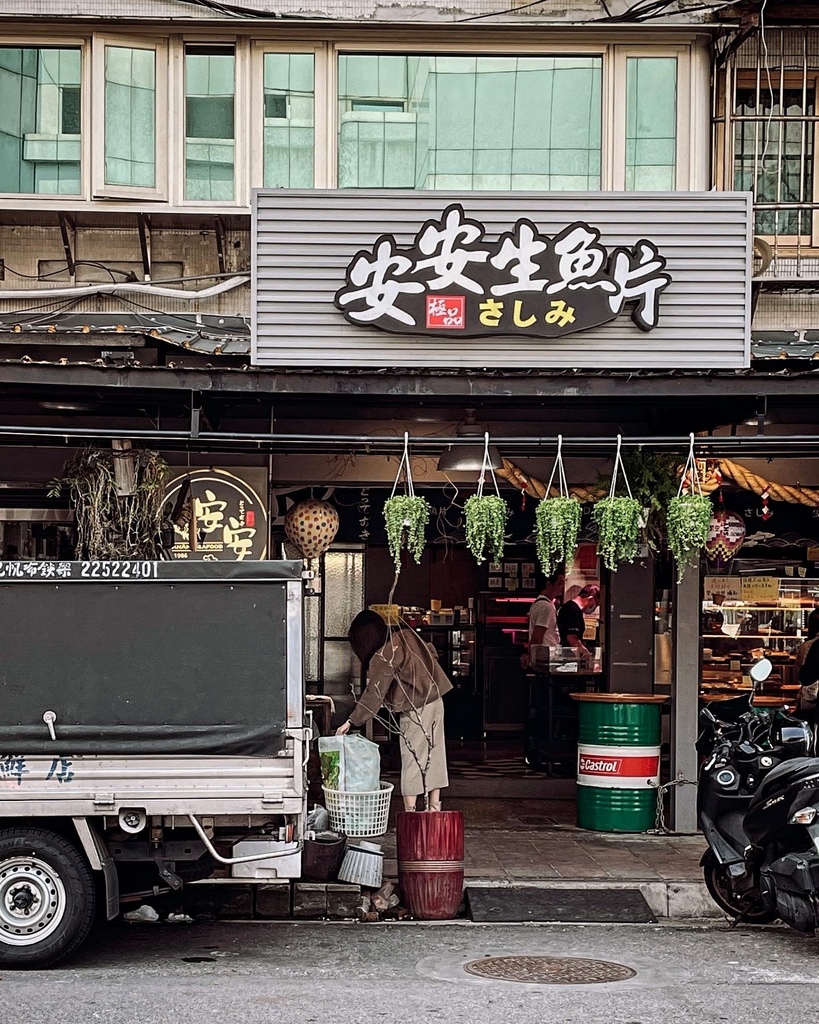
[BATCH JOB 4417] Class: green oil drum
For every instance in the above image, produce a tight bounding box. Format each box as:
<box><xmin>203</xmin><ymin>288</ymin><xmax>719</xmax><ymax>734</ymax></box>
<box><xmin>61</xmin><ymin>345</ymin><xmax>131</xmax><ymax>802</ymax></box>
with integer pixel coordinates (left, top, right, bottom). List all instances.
<box><xmin>571</xmin><ymin>694</ymin><xmax>669</xmax><ymax>833</ymax></box>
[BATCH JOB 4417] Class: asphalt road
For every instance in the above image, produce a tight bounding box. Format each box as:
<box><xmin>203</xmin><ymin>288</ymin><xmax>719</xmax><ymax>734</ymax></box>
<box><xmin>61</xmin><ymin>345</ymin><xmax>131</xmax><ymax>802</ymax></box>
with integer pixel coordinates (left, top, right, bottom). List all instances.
<box><xmin>2</xmin><ymin>920</ymin><xmax>818</xmax><ymax>1024</ymax></box>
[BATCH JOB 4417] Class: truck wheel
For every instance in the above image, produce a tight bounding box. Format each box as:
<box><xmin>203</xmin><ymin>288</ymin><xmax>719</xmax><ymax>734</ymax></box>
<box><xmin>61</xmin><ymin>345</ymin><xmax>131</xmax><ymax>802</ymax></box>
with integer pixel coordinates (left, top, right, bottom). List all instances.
<box><xmin>702</xmin><ymin>850</ymin><xmax>777</xmax><ymax>924</ymax></box>
<box><xmin>0</xmin><ymin>828</ymin><xmax>96</xmax><ymax>969</ymax></box>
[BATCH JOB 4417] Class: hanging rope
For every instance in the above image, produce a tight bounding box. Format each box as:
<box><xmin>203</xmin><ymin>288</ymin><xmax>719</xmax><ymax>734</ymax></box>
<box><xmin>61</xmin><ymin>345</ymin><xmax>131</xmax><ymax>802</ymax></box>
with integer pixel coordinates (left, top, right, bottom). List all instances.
<box><xmin>678</xmin><ymin>433</ymin><xmax>703</xmax><ymax>499</ymax></box>
<box><xmin>498</xmin><ymin>454</ymin><xmax>819</xmax><ymax>508</ymax></box>
<box><xmin>544</xmin><ymin>433</ymin><xmax>570</xmax><ymax>499</ymax></box>
<box><xmin>390</xmin><ymin>431</ymin><xmax>416</xmax><ymax>499</ymax></box>
<box><xmin>476</xmin><ymin>431</ymin><xmax>500</xmax><ymax>499</ymax></box>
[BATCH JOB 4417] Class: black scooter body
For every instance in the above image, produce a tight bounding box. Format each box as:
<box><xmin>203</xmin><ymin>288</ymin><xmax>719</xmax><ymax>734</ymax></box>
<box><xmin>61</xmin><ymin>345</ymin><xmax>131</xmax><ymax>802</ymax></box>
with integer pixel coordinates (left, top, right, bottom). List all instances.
<box><xmin>697</xmin><ymin>696</ymin><xmax>817</xmax><ymax>928</ymax></box>
<box><xmin>744</xmin><ymin>757</ymin><xmax>819</xmax><ymax>932</ymax></box>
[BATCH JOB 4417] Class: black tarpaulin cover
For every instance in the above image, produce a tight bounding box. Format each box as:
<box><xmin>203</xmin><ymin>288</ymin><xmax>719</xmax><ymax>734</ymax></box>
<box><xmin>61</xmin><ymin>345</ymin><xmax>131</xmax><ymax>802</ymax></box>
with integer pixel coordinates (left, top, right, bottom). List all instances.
<box><xmin>0</xmin><ymin>561</ymin><xmax>302</xmax><ymax>756</ymax></box>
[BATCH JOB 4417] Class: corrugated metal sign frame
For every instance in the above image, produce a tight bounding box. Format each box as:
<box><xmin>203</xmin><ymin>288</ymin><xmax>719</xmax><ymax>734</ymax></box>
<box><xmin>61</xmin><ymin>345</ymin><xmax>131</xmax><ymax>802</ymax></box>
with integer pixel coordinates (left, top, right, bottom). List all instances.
<box><xmin>252</xmin><ymin>189</ymin><xmax>752</xmax><ymax>371</ymax></box>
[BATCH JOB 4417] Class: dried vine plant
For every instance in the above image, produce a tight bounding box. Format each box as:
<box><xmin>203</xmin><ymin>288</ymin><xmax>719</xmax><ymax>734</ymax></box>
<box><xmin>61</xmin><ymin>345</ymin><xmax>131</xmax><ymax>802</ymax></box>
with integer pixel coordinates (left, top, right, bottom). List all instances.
<box><xmin>49</xmin><ymin>447</ymin><xmax>168</xmax><ymax>560</ymax></box>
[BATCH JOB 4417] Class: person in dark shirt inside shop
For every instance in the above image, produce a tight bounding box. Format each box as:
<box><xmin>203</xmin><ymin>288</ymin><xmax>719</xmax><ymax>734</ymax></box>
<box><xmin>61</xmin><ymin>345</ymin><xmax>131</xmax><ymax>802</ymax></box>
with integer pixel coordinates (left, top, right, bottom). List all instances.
<box><xmin>557</xmin><ymin>584</ymin><xmax>600</xmax><ymax>660</ymax></box>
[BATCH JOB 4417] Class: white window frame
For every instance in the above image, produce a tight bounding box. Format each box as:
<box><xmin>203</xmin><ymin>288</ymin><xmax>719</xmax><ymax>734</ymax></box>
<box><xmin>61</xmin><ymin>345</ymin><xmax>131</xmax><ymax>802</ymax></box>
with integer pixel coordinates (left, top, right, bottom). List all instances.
<box><xmin>0</xmin><ymin>36</ymin><xmax>89</xmax><ymax>201</ymax></box>
<box><xmin>250</xmin><ymin>41</ymin><xmax>327</xmax><ymax>192</ymax></box>
<box><xmin>176</xmin><ymin>36</ymin><xmax>246</xmax><ymax>208</ymax></box>
<box><xmin>92</xmin><ymin>35</ymin><xmax>168</xmax><ymax>201</ymax></box>
<box><xmin>611</xmin><ymin>44</ymin><xmax>692</xmax><ymax>192</ymax></box>
<box><xmin>329</xmin><ymin>40</ymin><xmax>611</xmax><ymax>191</ymax></box>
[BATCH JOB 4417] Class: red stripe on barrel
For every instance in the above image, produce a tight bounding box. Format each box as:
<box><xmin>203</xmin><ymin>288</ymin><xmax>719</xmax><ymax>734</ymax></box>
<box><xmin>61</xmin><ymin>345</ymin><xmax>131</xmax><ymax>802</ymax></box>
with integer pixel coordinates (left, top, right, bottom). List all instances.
<box><xmin>578</xmin><ymin>754</ymin><xmax>659</xmax><ymax>777</ymax></box>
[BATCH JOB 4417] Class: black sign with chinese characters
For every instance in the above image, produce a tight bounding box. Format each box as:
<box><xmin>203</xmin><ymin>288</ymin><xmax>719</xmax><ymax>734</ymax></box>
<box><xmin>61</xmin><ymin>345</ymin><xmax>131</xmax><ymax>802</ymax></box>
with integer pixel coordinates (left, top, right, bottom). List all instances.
<box><xmin>334</xmin><ymin>204</ymin><xmax>671</xmax><ymax>339</ymax></box>
<box><xmin>165</xmin><ymin>468</ymin><xmax>268</xmax><ymax>562</ymax></box>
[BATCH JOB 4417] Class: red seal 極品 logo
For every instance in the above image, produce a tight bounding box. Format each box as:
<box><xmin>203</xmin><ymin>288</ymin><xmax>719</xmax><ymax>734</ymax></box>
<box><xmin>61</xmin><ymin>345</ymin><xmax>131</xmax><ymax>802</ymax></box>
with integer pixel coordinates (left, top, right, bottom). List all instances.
<box><xmin>426</xmin><ymin>295</ymin><xmax>465</xmax><ymax>330</ymax></box>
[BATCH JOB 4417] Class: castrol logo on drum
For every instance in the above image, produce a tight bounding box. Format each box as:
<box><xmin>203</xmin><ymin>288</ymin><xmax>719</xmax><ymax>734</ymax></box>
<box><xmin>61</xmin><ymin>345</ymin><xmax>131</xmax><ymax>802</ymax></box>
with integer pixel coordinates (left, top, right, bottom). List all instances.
<box><xmin>576</xmin><ymin>747</ymin><xmax>660</xmax><ymax>782</ymax></box>
<box><xmin>579</xmin><ymin>756</ymin><xmax>622</xmax><ymax>775</ymax></box>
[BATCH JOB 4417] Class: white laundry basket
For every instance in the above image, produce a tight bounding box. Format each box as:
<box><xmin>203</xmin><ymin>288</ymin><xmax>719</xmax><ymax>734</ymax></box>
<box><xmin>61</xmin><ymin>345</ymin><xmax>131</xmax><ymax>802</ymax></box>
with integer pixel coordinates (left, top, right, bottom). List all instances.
<box><xmin>322</xmin><ymin>781</ymin><xmax>394</xmax><ymax>837</ymax></box>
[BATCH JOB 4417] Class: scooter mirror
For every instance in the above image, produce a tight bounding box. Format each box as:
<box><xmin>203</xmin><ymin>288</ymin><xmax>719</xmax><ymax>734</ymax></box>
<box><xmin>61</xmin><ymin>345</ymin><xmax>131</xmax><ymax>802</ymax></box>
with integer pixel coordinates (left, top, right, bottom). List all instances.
<box><xmin>749</xmin><ymin>657</ymin><xmax>773</xmax><ymax>685</ymax></box>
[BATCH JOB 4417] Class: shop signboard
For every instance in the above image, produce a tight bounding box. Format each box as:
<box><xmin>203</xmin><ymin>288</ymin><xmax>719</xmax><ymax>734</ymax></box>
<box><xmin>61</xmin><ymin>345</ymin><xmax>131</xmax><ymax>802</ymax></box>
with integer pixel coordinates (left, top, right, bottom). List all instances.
<box><xmin>164</xmin><ymin>468</ymin><xmax>268</xmax><ymax>561</ymax></box>
<box><xmin>253</xmin><ymin>190</ymin><xmax>752</xmax><ymax>370</ymax></box>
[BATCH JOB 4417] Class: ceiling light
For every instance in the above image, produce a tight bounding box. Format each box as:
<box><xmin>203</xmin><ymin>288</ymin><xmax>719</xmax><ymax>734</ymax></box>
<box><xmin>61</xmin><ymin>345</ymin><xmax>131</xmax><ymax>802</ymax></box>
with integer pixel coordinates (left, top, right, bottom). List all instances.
<box><xmin>39</xmin><ymin>400</ymin><xmax>97</xmax><ymax>412</ymax></box>
<box><xmin>743</xmin><ymin>396</ymin><xmax>772</xmax><ymax>429</ymax></box>
<box><xmin>437</xmin><ymin>443</ymin><xmax>503</xmax><ymax>473</ymax></box>
<box><xmin>436</xmin><ymin>410</ymin><xmax>502</xmax><ymax>472</ymax></box>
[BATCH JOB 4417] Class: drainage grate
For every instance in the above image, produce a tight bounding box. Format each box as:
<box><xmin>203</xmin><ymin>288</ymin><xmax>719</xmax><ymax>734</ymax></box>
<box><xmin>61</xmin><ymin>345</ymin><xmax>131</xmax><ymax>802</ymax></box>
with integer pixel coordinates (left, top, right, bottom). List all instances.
<box><xmin>463</xmin><ymin>955</ymin><xmax>636</xmax><ymax>985</ymax></box>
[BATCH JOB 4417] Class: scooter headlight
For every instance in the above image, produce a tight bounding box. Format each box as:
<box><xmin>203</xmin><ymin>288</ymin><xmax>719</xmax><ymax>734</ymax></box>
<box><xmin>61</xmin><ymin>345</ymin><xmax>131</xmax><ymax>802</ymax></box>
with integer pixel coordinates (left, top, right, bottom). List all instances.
<box><xmin>790</xmin><ymin>808</ymin><xmax>818</xmax><ymax>825</ymax></box>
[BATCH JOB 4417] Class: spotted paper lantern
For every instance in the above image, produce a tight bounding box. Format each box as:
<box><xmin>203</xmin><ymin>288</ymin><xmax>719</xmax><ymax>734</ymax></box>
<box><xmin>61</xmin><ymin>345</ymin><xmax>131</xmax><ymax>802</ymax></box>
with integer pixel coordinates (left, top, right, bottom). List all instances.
<box><xmin>284</xmin><ymin>499</ymin><xmax>339</xmax><ymax>560</ymax></box>
<box><xmin>705</xmin><ymin>510</ymin><xmax>746</xmax><ymax>569</ymax></box>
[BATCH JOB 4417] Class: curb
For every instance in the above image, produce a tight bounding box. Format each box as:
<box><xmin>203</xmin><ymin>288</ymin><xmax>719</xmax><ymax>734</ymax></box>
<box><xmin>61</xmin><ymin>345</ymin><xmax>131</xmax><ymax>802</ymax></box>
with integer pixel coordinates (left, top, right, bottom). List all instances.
<box><xmin>462</xmin><ymin>879</ymin><xmax>721</xmax><ymax>919</ymax></box>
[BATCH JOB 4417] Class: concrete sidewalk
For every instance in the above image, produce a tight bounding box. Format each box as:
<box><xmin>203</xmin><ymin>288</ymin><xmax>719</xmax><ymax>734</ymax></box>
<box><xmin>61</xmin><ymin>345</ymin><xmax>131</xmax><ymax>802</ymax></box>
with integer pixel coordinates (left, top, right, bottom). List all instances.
<box><xmin>380</xmin><ymin>798</ymin><xmax>716</xmax><ymax>920</ymax></box>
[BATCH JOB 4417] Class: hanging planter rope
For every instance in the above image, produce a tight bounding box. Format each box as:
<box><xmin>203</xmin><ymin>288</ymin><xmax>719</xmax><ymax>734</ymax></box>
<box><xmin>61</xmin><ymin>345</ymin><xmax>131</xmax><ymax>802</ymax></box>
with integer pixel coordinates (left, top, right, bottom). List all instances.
<box><xmin>667</xmin><ymin>433</ymin><xmax>712</xmax><ymax>583</ymax></box>
<box><xmin>534</xmin><ymin>434</ymin><xmax>581</xmax><ymax>576</ymax></box>
<box><xmin>594</xmin><ymin>435</ymin><xmax>642</xmax><ymax>572</ymax></box>
<box><xmin>464</xmin><ymin>433</ymin><xmax>510</xmax><ymax>564</ymax></box>
<box><xmin>383</xmin><ymin>432</ymin><xmax>430</xmax><ymax>573</ymax></box>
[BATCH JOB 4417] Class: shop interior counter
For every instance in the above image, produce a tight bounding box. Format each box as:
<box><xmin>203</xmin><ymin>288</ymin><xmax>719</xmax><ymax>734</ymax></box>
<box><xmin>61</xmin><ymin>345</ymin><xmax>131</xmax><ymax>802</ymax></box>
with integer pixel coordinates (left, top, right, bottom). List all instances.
<box><xmin>524</xmin><ymin>648</ymin><xmax>605</xmax><ymax>775</ymax></box>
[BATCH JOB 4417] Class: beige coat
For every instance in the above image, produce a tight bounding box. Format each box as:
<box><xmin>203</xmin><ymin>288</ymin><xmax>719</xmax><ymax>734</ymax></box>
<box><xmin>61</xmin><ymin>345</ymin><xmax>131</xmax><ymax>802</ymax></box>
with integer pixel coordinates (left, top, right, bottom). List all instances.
<box><xmin>348</xmin><ymin>627</ymin><xmax>453</xmax><ymax>727</ymax></box>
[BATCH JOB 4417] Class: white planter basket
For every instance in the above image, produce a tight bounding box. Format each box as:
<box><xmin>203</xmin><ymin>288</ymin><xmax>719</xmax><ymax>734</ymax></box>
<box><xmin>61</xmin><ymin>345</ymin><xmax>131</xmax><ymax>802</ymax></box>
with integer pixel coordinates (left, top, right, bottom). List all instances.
<box><xmin>322</xmin><ymin>782</ymin><xmax>394</xmax><ymax>838</ymax></box>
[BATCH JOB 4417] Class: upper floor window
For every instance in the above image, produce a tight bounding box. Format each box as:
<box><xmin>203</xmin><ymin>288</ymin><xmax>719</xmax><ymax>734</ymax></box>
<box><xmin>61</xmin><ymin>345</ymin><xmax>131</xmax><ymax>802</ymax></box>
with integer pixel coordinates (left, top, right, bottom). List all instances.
<box><xmin>626</xmin><ymin>57</ymin><xmax>677</xmax><ymax>191</ymax></box>
<box><xmin>733</xmin><ymin>78</ymin><xmax>816</xmax><ymax>238</ymax></box>
<box><xmin>104</xmin><ymin>45</ymin><xmax>156</xmax><ymax>189</ymax></box>
<box><xmin>337</xmin><ymin>54</ymin><xmax>602</xmax><ymax>190</ymax></box>
<box><xmin>0</xmin><ymin>37</ymin><xmax>696</xmax><ymax>204</ymax></box>
<box><xmin>263</xmin><ymin>52</ymin><xmax>315</xmax><ymax>188</ymax></box>
<box><xmin>0</xmin><ymin>47</ymin><xmax>82</xmax><ymax>195</ymax></box>
<box><xmin>185</xmin><ymin>44</ymin><xmax>235</xmax><ymax>201</ymax></box>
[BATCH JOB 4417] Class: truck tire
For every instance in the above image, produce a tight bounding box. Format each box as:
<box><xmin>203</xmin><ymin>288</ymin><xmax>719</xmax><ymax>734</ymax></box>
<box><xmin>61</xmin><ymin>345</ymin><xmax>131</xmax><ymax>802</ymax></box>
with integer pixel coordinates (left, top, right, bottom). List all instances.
<box><xmin>0</xmin><ymin>827</ymin><xmax>97</xmax><ymax>969</ymax></box>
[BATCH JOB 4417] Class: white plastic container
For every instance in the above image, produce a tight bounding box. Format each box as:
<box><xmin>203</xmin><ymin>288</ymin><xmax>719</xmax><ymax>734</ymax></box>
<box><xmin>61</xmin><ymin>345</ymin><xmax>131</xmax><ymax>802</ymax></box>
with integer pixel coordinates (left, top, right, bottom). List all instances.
<box><xmin>230</xmin><ymin>840</ymin><xmax>302</xmax><ymax>879</ymax></box>
<box><xmin>338</xmin><ymin>841</ymin><xmax>384</xmax><ymax>888</ymax></box>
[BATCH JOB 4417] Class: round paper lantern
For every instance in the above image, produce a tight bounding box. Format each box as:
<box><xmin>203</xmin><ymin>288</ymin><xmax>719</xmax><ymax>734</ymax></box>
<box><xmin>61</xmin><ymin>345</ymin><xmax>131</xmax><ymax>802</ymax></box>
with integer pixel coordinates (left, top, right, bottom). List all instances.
<box><xmin>284</xmin><ymin>499</ymin><xmax>339</xmax><ymax>560</ymax></box>
<box><xmin>705</xmin><ymin>510</ymin><xmax>746</xmax><ymax>569</ymax></box>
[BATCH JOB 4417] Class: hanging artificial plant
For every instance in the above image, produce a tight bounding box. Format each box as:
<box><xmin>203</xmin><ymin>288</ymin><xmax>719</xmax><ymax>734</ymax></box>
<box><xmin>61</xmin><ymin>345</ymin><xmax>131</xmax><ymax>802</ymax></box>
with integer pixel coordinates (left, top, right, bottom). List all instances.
<box><xmin>464</xmin><ymin>432</ymin><xmax>510</xmax><ymax>564</ymax></box>
<box><xmin>534</xmin><ymin>434</ymin><xmax>581</xmax><ymax>575</ymax></box>
<box><xmin>594</xmin><ymin>435</ymin><xmax>642</xmax><ymax>572</ymax></box>
<box><xmin>667</xmin><ymin>433</ymin><xmax>713</xmax><ymax>582</ymax></box>
<box><xmin>383</xmin><ymin>433</ymin><xmax>431</xmax><ymax>572</ymax></box>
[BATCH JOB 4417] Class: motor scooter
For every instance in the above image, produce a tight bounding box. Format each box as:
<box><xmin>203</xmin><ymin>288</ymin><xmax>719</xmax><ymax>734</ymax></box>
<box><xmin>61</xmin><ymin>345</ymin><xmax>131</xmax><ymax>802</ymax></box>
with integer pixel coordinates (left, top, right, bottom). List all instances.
<box><xmin>698</xmin><ymin>658</ymin><xmax>815</xmax><ymax>925</ymax></box>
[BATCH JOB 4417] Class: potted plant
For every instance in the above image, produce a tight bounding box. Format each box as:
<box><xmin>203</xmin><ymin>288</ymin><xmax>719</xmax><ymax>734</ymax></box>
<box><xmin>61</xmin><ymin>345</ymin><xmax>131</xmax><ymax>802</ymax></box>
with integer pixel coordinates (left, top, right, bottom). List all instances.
<box><xmin>464</xmin><ymin>432</ymin><xmax>510</xmax><ymax>564</ymax></box>
<box><xmin>383</xmin><ymin>432</ymin><xmax>430</xmax><ymax>572</ymax></box>
<box><xmin>384</xmin><ymin>494</ymin><xmax>431</xmax><ymax>571</ymax></box>
<box><xmin>49</xmin><ymin>445</ymin><xmax>167</xmax><ymax>560</ymax></box>
<box><xmin>667</xmin><ymin>435</ymin><xmax>712</xmax><ymax>581</ymax></box>
<box><xmin>594</xmin><ymin>436</ymin><xmax>642</xmax><ymax>571</ymax></box>
<box><xmin>535</xmin><ymin>436</ymin><xmax>581</xmax><ymax>574</ymax></box>
<box><xmin>464</xmin><ymin>494</ymin><xmax>510</xmax><ymax>564</ymax></box>
<box><xmin>536</xmin><ymin>496</ymin><xmax>582</xmax><ymax>576</ymax></box>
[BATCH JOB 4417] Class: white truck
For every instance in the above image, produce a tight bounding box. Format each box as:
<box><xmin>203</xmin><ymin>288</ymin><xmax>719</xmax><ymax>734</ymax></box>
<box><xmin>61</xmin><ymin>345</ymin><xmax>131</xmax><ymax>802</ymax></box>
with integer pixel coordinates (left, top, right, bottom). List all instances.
<box><xmin>0</xmin><ymin>559</ymin><xmax>308</xmax><ymax>967</ymax></box>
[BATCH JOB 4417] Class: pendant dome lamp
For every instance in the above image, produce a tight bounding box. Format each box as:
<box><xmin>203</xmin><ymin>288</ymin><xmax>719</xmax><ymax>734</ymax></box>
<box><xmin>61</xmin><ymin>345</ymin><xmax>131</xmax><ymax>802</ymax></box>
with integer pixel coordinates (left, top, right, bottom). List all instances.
<box><xmin>437</xmin><ymin>409</ymin><xmax>503</xmax><ymax>473</ymax></box>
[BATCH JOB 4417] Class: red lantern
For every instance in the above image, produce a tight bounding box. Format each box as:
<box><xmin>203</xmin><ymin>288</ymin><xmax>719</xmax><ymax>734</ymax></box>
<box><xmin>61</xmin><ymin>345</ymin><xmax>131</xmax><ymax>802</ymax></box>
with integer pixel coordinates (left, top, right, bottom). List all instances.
<box><xmin>705</xmin><ymin>510</ymin><xmax>746</xmax><ymax>569</ymax></box>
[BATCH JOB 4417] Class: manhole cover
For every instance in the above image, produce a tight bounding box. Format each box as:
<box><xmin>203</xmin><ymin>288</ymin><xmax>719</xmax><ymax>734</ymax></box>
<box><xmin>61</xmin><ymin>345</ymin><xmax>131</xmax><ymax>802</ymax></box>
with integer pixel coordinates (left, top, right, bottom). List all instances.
<box><xmin>463</xmin><ymin>955</ymin><xmax>636</xmax><ymax>985</ymax></box>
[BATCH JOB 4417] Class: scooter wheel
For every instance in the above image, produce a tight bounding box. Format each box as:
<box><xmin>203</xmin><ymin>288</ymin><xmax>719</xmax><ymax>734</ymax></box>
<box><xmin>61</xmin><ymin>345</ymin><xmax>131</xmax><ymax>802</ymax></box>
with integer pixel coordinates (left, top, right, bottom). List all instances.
<box><xmin>702</xmin><ymin>851</ymin><xmax>778</xmax><ymax>924</ymax></box>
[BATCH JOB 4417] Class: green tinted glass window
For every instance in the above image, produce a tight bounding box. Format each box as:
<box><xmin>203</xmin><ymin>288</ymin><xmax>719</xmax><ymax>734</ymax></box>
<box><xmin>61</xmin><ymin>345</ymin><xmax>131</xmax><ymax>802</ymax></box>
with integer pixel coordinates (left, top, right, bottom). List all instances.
<box><xmin>0</xmin><ymin>47</ymin><xmax>81</xmax><ymax>195</ymax></box>
<box><xmin>625</xmin><ymin>57</ymin><xmax>677</xmax><ymax>191</ymax></box>
<box><xmin>337</xmin><ymin>54</ymin><xmax>602</xmax><ymax>191</ymax></box>
<box><xmin>105</xmin><ymin>46</ymin><xmax>156</xmax><ymax>189</ymax></box>
<box><xmin>263</xmin><ymin>53</ymin><xmax>314</xmax><ymax>188</ymax></box>
<box><xmin>185</xmin><ymin>46</ymin><xmax>235</xmax><ymax>201</ymax></box>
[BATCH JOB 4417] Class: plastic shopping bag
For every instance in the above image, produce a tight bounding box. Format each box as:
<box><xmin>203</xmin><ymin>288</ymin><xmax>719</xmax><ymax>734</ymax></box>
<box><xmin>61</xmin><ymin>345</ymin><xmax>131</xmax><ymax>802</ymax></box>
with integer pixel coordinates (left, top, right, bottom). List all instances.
<box><xmin>318</xmin><ymin>734</ymin><xmax>381</xmax><ymax>792</ymax></box>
